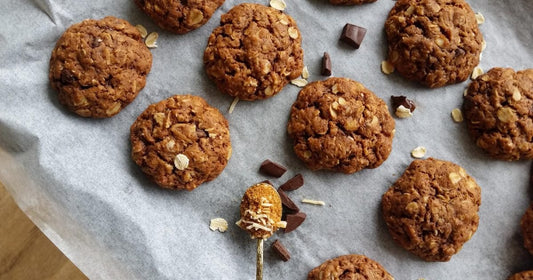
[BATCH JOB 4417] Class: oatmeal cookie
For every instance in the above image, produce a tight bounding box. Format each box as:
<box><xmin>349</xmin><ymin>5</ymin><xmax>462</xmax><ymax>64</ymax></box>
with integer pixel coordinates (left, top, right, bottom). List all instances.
<box><xmin>508</xmin><ymin>271</ymin><xmax>533</xmax><ymax>280</ymax></box>
<box><xmin>382</xmin><ymin>158</ymin><xmax>481</xmax><ymax>261</ymax></box>
<box><xmin>330</xmin><ymin>0</ymin><xmax>377</xmax><ymax>5</ymax></box>
<box><xmin>49</xmin><ymin>16</ymin><xmax>152</xmax><ymax>118</ymax></box>
<box><xmin>463</xmin><ymin>67</ymin><xmax>533</xmax><ymax>161</ymax></box>
<box><xmin>287</xmin><ymin>77</ymin><xmax>395</xmax><ymax>173</ymax></box>
<box><xmin>203</xmin><ymin>3</ymin><xmax>304</xmax><ymax>101</ymax></box>
<box><xmin>385</xmin><ymin>0</ymin><xmax>483</xmax><ymax>88</ymax></box>
<box><xmin>308</xmin><ymin>254</ymin><xmax>394</xmax><ymax>280</ymax></box>
<box><xmin>130</xmin><ymin>95</ymin><xmax>231</xmax><ymax>190</ymax></box>
<box><xmin>521</xmin><ymin>203</ymin><xmax>533</xmax><ymax>255</ymax></box>
<box><xmin>134</xmin><ymin>0</ymin><xmax>225</xmax><ymax>34</ymax></box>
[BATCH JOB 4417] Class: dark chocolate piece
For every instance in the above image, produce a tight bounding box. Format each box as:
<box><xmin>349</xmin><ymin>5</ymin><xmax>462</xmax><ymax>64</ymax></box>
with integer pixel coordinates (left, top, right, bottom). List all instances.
<box><xmin>280</xmin><ymin>174</ymin><xmax>304</xmax><ymax>191</ymax></box>
<box><xmin>285</xmin><ymin>212</ymin><xmax>306</xmax><ymax>233</ymax></box>
<box><xmin>391</xmin><ymin>95</ymin><xmax>416</xmax><ymax>112</ymax></box>
<box><xmin>277</xmin><ymin>188</ymin><xmax>300</xmax><ymax>213</ymax></box>
<box><xmin>321</xmin><ymin>52</ymin><xmax>332</xmax><ymax>76</ymax></box>
<box><xmin>339</xmin><ymin>23</ymin><xmax>367</xmax><ymax>49</ymax></box>
<box><xmin>259</xmin><ymin>159</ymin><xmax>287</xmax><ymax>177</ymax></box>
<box><xmin>272</xmin><ymin>239</ymin><xmax>290</xmax><ymax>262</ymax></box>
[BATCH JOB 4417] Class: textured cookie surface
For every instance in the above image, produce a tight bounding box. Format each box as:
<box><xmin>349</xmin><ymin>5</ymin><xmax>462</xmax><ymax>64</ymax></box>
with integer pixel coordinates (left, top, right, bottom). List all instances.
<box><xmin>521</xmin><ymin>203</ymin><xmax>533</xmax><ymax>255</ymax></box>
<box><xmin>330</xmin><ymin>0</ymin><xmax>377</xmax><ymax>4</ymax></box>
<box><xmin>287</xmin><ymin>77</ymin><xmax>395</xmax><ymax>173</ymax></box>
<box><xmin>385</xmin><ymin>0</ymin><xmax>482</xmax><ymax>88</ymax></box>
<box><xmin>130</xmin><ymin>95</ymin><xmax>231</xmax><ymax>190</ymax></box>
<box><xmin>463</xmin><ymin>67</ymin><xmax>533</xmax><ymax>161</ymax></box>
<box><xmin>308</xmin><ymin>254</ymin><xmax>394</xmax><ymax>280</ymax></box>
<box><xmin>49</xmin><ymin>16</ymin><xmax>152</xmax><ymax>118</ymax></box>
<box><xmin>508</xmin><ymin>271</ymin><xmax>533</xmax><ymax>280</ymax></box>
<box><xmin>134</xmin><ymin>0</ymin><xmax>225</xmax><ymax>34</ymax></box>
<box><xmin>382</xmin><ymin>158</ymin><xmax>481</xmax><ymax>261</ymax></box>
<box><xmin>204</xmin><ymin>3</ymin><xmax>303</xmax><ymax>100</ymax></box>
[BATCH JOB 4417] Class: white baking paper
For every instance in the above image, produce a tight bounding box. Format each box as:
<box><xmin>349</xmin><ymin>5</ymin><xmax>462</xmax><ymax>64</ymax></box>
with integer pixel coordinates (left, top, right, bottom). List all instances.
<box><xmin>0</xmin><ymin>0</ymin><xmax>532</xmax><ymax>279</ymax></box>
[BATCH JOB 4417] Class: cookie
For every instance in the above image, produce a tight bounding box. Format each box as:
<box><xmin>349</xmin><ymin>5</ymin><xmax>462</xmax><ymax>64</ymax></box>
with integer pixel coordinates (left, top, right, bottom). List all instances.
<box><xmin>134</xmin><ymin>0</ymin><xmax>225</xmax><ymax>34</ymax></box>
<box><xmin>308</xmin><ymin>254</ymin><xmax>394</xmax><ymax>280</ymax></box>
<box><xmin>382</xmin><ymin>158</ymin><xmax>481</xmax><ymax>261</ymax></box>
<box><xmin>49</xmin><ymin>16</ymin><xmax>152</xmax><ymax>118</ymax></box>
<box><xmin>521</xmin><ymin>203</ymin><xmax>533</xmax><ymax>255</ymax></box>
<box><xmin>463</xmin><ymin>67</ymin><xmax>533</xmax><ymax>161</ymax></box>
<box><xmin>130</xmin><ymin>95</ymin><xmax>231</xmax><ymax>190</ymax></box>
<box><xmin>385</xmin><ymin>0</ymin><xmax>483</xmax><ymax>88</ymax></box>
<box><xmin>330</xmin><ymin>0</ymin><xmax>377</xmax><ymax>5</ymax></box>
<box><xmin>204</xmin><ymin>3</ymin><xmax>304</xmax><ymax>101</ymax></box>
<box><xmin>508</xmin><ymin>271</ymin><xmax>533</xmax><ymax>280</ymax></box>
<box><xmin>287</xmin><ymin>77</ymin><xmax>395</xmax><ymax>173</ymax></box>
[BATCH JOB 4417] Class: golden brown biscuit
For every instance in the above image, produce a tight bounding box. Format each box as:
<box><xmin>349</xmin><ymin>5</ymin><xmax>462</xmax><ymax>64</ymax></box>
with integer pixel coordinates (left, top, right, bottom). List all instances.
<box><xmin>287</xmin><ymin>77</ymin><xmax>395</xmax><ymax>173</ymax></box>
<box><xmin>521</xmin><ymin>203</ymin><xmax>533</xmax><ymax>255</ymax></box>
<box><xmin>49</xmin><ymin>17</ymin><xmax>152</xmax><ymax>118</ymax></box>
<box><xmin>385</xmin><ymin>0</ymin><xmax>483</xmax><ymax>88</ymax></box>
<box><xmin>508</xmin><ymin>271</ymin><xmax>533</xmax><ymax>280</ymax></box>
<box><xmin>463</xmin><ymin>67</ymin><xmax>533</xmax><ymax>161</ymax></box>
<box><xmin>308</xmin><ymin>254</ymin><xmax>394</xmax><ymax>280</ymax></box>
<box><xmin>134</xmin><ymin>0</ymin><xmax>225</xmax><ymax>34</ymax></box>
<box><xmin>382</xmin><ymin>158</ymin><xmax>481</xmax><ymax>261</ymax></box>
<box><xmin>130</xmin><ymin>95</ymin><xmax>231</xmax><ymax>190</ymax></box>
<box><xmin>204</xmin><ymin>3</ymin><xmax>304</xmax><ymax>101</ymax></box>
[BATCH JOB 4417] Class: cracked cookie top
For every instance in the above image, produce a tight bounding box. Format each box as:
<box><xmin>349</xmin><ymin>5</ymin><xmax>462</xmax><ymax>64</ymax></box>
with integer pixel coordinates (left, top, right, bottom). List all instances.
<box><xmin>308</xmin><ymin>254</ymin><xmax>394</xmax><ymax>280</ymax></box>
<box><xmin>382</xmin><ymin>158</ymin><xmax>481</xmax><ymax>262</ymax></box>
<box><xmin>134</xmin><ymin>0</ymin><xmax>225</xmax><ymax>34</ymax></box>
<box><xmin>130</xmin><ymin>95</ymin><xmax>231</xmax><ymax>191</ymax></box>
<box><xmin>287</xmin><ymin>77</ymin><xmax>395</xmax><ymax>173</ymax></box>
<box><xmin>385</xmin><ymin>0</ymin><xmax>483</xmax><ymax>88</ymax></box>
<box><xmin>463</xmin><ymin>67</ymin><xmax>533</xmax><ymax>161</ymax></box>
<box><xmin>49</xmin><ymin>16</ymin><xmax>152</xmax><ymax>118</ymax></box>
<box><xmin>203</xmin><ymin>3</ymin><xmax>304</xmax><ymax>101</ymax></box>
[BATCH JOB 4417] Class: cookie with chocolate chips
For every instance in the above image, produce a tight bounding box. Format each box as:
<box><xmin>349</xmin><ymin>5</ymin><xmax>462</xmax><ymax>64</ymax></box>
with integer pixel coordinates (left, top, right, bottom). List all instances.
<box><xmin>204</xmin><ymin>3</ymin><xmax>304</xmax><ymax>101</ymax></box>
<box><xmin>463</xmin><ymin>67</ymin><xmax>533</xmax><ymax>161</ymax></box>
<box><xmin>130</xmin><ymin>95</ymin><xmax>231</xmax><ymax>190</ymax></box>
<box><xmin>287</xmin><ymin>77</ymin><xmax>395</xmax><ymax>173</ymax></box>
<box><xmin>382</xmin><ymin>158</ymin><xmax>481</xmax><ymax>261</ymax></box>
<box><xmin>49</xmin><ymin>17</ymin><xmax>152</xmax><ymax>118</ymax></box>
<box><xmin>385</xmin><ymin>0</ymin><xmax>483</xmax><ymax>88</ymax></box>
<box><xmin>134</xmin><ymin>0</ymin><xmax>225</xmax><ymax>34</ymax></box>
<box><xmin>308</xmin><ymin>254</ymin><xmax>394</xmax><ymax>280</ymax></box>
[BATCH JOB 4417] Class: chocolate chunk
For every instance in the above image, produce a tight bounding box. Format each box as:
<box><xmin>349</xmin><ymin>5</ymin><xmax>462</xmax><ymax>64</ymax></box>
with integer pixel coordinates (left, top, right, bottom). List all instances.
<box><xmin>277</xmin><ymin>188</ymin><xmax>299</xmax><ymax>213</ymax></box>
<box><xmin>60</xmin><ymin>69</ymin><xmax>76</xmax><ymax>84</ymax></box>
<box><xmin>391</xmin><ymin>95</ymin><xmax>416</xmax><ymax>112</ymax></box>
<box><xmin>280</xmin><ymin>174</ymin><xmax>304</xmax><ymax>191</ymax></box>
<box><xmin>272</xmin><ymin>239</ymin><xmax>290</xmax><ymax>262</ymax></box>
<box><xmin>285</xmin><ymin>212</ymin><xmax>306</xmax><ymax>233</ymax></box>
<box><xmin>339</xmin><ymin>23</ymin><xmax>367</xmax><ymax>49</ymax></box>
<box><xmin>259</xmin><ymin>159</ymin><xmax>287</xmax><ymax>177</ymax></box>
<box><xmin>321</xmin><ymin>52</ymin><xmax>332</xmax><ymax>76</ymax></box>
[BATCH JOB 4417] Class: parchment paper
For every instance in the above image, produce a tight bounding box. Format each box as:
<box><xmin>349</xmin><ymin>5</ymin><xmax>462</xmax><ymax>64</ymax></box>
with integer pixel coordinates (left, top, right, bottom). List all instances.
<box><xmin>1</xmin><ymin>0</ymin><xmax>532</xmax><ymax>279</ymax></box>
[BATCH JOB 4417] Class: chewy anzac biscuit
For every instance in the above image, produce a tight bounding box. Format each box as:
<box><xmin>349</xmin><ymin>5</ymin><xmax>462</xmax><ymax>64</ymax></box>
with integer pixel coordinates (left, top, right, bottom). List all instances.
<box><xmin>204</xmin><ymin>3</ymin><xmax>304</xmax><ymax>101</ymax></box>
<box><xmin>134</xmin><ymin>0</ymin><xmax>225</xmax><ymax>34</ymax></box>
<box><xmin>508</xmin><ymin>271</ymin><xmax>533</xmax><ymax>280</ymax></box>
<box><xmin>521</xmin><ymin>203</ymin><xmax>533</xmax><ymax>255</ymax></box>
<box><xmin>308</xmin><ymin>254</ymin><xmax>394</xmax><ymax>280</ymax></box>
<box><xmin>385</xmin><ymin>0</ymin><xmax>483</xmax><ymax>88</ymax></box>
<box><xmin>130</xmin><ymin>95</ymin><xmax>231</xmax><ymax>190</ymax></box>
<box><xmin>463</xmin><ymin>67</ymin><xmax>533</xmax><ymax>161</ymax></box>
<box><xmin>382</xmin><ymin>158</ymin><xmax>481</xmax><ymax>261</ymax></box>
<box><xmin>287</xmin><ymin>77</ymin><xmax>395</xmax><ymax>173</ymax></box>
<box><xmin>49</xmin><ymin>17</ymin><xmax>152</xmax><ymax>118</ymax></box>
